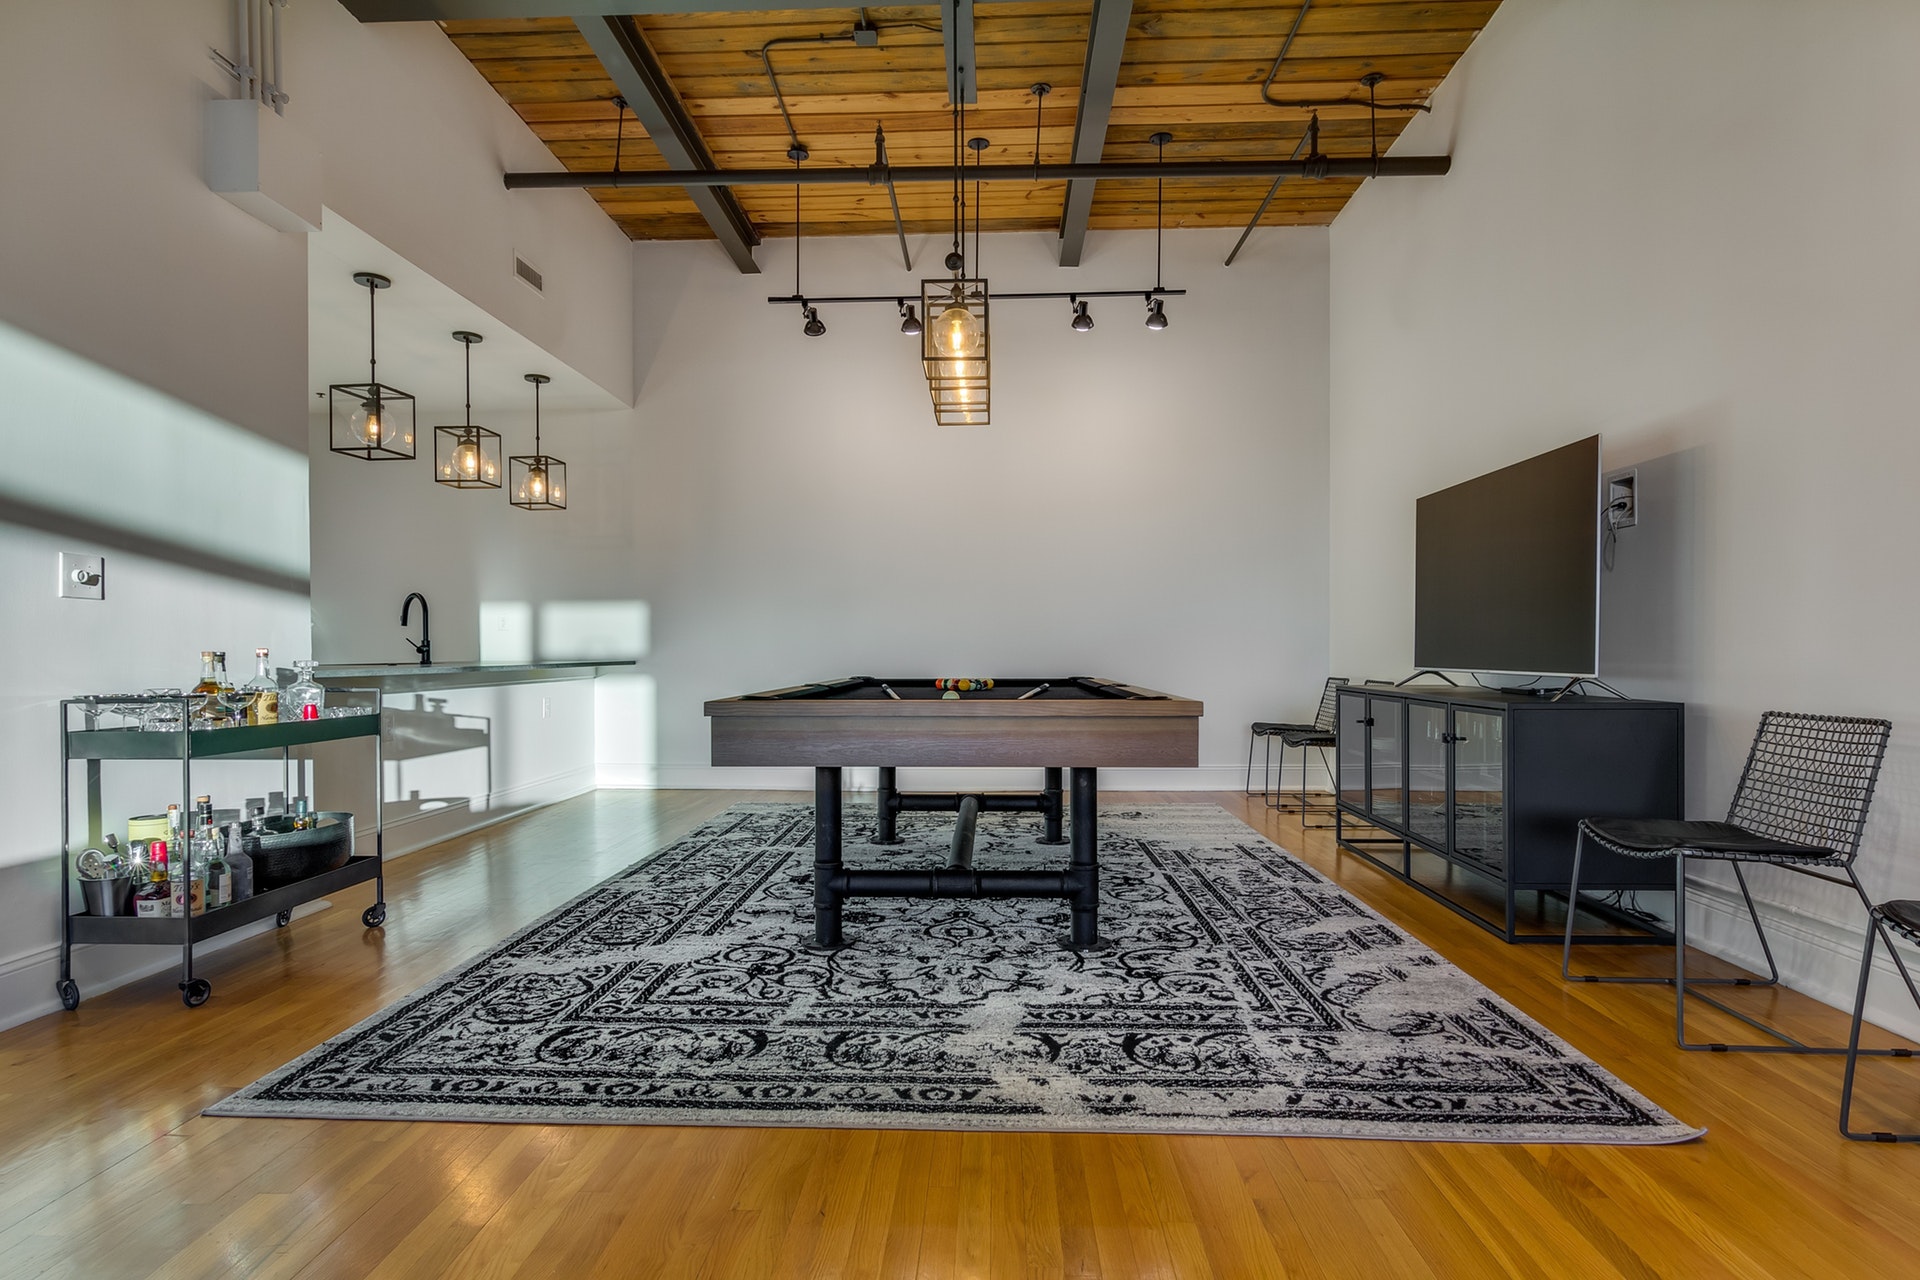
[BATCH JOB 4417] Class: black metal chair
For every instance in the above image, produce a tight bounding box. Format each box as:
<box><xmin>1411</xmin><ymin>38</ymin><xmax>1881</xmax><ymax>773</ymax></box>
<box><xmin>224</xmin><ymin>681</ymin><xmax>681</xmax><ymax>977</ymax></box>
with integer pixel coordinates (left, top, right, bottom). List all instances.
<box><xmin>1246</xmin><ymin>678</ymin><xmax>1347</xmax><ymax>827</ymax></box>
<box><xmin>1562</xmin><ymin>711</ymin><xmax>1920</xmax><ymax>1053</ymax></box>
<box><xmin>1842</xmin><ymin>899</ymin><xmax>1920</xmax><ymax>1140</ymax></box>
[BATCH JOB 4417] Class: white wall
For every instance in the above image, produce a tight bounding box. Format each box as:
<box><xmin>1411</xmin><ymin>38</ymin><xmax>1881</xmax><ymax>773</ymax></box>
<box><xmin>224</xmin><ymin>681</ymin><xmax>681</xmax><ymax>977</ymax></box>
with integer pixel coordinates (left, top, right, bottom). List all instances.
<box><xmin>604</xmin><ymin>226</ymin><xmax>1331</xmax><ymax>790</ymax></box>
<box><xmin>0</xmin><ymin>0</ymin><xmax>627</xmax><ymax>1030</ymax></box>
<box><xmin>1329</xmin><ymin>0</ymin><xmax>1920</xmax><ymax>1033</ymax></box>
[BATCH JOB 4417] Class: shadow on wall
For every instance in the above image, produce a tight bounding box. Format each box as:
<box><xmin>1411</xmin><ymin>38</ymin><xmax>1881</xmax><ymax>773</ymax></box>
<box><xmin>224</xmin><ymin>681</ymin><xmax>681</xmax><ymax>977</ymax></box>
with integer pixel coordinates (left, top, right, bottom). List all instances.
<box><xmin>479</xmin><ymin>598</ymin><xmax>657</xmax><ymax>786</ymax></box>
<box><xmin>0</xmin><ymin>318</ymin><xmax>309</xmax><ymax>593</ymax></box>
<box><xmin>1600</xmin><ymin>441</ymin><xmax>1709</xmax><ymax>697</ymax></box>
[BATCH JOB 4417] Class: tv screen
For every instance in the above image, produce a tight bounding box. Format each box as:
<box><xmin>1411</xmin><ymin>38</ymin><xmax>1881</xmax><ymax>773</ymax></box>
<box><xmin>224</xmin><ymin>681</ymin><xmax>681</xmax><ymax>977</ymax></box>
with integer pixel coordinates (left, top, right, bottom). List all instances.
<box><xmin>1414</xmin><ymin>435</ymin><xmax>1600</xmax><ymax>677</ymax></box>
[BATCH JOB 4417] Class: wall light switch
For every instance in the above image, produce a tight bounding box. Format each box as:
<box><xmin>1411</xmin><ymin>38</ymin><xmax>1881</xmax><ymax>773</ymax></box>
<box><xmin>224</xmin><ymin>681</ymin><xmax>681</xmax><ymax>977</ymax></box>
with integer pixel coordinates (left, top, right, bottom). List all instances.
<box><xmin>58</xmin><ymin>552</ymin><xmax>104</xmax><ymax>601</ymax></box>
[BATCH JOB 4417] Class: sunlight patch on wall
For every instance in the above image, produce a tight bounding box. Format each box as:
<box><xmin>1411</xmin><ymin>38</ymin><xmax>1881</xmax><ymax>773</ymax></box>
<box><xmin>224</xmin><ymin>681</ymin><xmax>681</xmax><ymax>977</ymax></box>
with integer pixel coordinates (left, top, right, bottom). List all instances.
<box><xmin>0</xmin><ymin>319</ymin><xmax>308</xmax><ymax>580</ymax></box>
<box><xmin>539</xmin><ymin>600</ymin><xmax>649</xmax><ymax>662</ymax></box>
<box><xmin>595</xmin><ymin>673</ymin><xmax>656</xmax><ymax>787</ymax></box>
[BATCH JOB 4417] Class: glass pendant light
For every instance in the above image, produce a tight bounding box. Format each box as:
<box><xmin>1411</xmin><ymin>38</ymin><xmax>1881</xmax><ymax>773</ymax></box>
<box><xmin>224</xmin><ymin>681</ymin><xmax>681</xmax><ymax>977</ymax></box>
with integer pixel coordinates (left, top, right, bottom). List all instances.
<box><xmin>433</xmin><ymin>331</ymin><xmax>502</xmax><ymax>489</ymax></box>
<box><xmin>328</xmin><ymin>271</ymin><xmax>416</xmax><ymax>460</ymax></box>
<box><xmin>508</xmin><ymin>373</ymin><xmax>566</xmax><ymax>511</ymax></box>
<box><xmin>1145</xmin><ymin>133</ymin><xmax>1172</xmax><ymax>332</ymax></box>
<box><xmin>920</xmin><ymin>120</ymin><xmax>990</xmax><ymax>426</ymax></box>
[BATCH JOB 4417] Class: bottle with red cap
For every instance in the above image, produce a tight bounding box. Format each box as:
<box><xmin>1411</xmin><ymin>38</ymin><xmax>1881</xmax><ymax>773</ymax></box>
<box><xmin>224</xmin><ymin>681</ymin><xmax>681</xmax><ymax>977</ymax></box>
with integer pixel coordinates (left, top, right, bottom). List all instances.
<box><xmin>133</xmin><ymin>841</ymin><xmax>172</xmax><ymax>918</ymax></box>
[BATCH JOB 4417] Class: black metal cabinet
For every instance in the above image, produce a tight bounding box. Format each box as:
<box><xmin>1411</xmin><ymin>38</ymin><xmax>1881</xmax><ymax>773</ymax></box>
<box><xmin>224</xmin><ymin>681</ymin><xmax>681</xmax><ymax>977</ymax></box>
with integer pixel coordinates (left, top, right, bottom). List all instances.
<box><xmin>1334</xmin><ymin>685</ymin><xmax>1682</xmax><ymax>942</ymax></box>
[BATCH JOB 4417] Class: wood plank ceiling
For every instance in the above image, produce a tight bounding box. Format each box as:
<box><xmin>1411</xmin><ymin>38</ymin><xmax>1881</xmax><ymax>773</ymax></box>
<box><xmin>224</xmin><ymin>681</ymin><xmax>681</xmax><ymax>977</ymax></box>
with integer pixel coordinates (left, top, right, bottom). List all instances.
<box><xmin>443</xmin><ymin>1</ymin><xmax>1499</xmax><ymax>243</ymax></box>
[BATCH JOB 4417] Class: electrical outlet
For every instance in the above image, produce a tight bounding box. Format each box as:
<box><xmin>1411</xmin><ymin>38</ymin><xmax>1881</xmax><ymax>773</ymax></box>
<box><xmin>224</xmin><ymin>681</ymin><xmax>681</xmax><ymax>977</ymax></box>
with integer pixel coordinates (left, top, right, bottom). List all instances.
<box><xmin>1605</xmin><ymin>468</ymin><xmax>1638</xmax><ymax>529</ymax></box>
<box><xmin>58</xmin><ymin>552</ymin><xmax>104</xmax><ymax>600</ymax></box>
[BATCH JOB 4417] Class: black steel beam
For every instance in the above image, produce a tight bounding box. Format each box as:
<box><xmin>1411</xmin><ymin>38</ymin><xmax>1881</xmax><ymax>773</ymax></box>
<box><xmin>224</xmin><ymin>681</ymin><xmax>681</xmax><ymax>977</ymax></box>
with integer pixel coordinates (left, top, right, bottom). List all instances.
<box><xmin>942</xmin><ymin>0</ymin><xmax>977</xmax><ymax>106</ymax></box>
<box><xmin>507</xmin><ymin>155</ymin><xmax>1450</xmax><ymax>189</ymax></box>
<box><xmin>574</xmin><ymin>15</ymin><xmax>761</xmax><ymax>274</ymax></box>
<box><xmin>1057</xmin><ymin>0</ymin><xmax>1133</xmax><ymax>268</ymax></box>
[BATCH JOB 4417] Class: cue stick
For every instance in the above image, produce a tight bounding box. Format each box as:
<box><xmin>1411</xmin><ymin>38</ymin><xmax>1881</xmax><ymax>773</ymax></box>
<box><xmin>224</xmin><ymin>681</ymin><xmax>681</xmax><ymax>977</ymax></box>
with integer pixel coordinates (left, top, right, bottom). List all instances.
<box><xmin>1016</xmin><ymin>683</ymin><xmax>1051</xmax><ymax>700</ymax></box>
<box><xmin>880</xmin><ymin>683</ymin><xmax>902</xmax><ymax>700</ymax></box>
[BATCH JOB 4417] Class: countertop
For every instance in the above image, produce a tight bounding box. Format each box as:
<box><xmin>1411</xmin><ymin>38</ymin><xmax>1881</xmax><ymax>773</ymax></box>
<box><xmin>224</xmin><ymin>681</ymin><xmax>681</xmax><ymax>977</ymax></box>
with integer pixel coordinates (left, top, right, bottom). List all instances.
<box><xmin>315</xmin><ymin>660</ymin><xmax>634</xmax><ymax>692</ymax></box>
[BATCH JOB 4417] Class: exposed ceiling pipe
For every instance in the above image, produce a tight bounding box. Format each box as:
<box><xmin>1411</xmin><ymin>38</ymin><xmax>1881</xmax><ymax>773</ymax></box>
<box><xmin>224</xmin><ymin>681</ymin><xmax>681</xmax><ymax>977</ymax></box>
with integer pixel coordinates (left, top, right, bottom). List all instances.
<box><xmin>505</xmin><ymin>155</ymin><xmax>1449</xmax><ymax>190</ymax></box>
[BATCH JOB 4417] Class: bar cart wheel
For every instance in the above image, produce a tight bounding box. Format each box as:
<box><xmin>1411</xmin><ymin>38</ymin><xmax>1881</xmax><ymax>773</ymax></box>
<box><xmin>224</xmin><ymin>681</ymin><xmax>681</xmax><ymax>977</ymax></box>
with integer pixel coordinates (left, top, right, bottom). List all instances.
<box><xmin>362</xmin><ymin>902</ymin><xmax>387</xmax><ymax>929</ymax></box>
<box><xmin>57</xmin><ymin>979</ymin><xmax>80</xmax><ymax>1011</ymax></box>
<box><xmin>181</xmin><ymin>978</ymin><xmax>211</xmax><ymax>1008</ymax></box>
<box><xmin>275</xmin><ymin>910</ymin><xmax>292</xmax><ymax>927</ymax></box>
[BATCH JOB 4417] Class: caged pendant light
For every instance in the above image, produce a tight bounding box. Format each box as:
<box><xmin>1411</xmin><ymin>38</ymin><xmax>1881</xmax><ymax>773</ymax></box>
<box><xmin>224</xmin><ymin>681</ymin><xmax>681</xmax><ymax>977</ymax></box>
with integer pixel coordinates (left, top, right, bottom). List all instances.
<box><xmin>508</xmin><ymin>373</ymin><xmax>566</xmax><ymax>511</ymax></box>
<box><xmin>920</xmin><ymin>118</ymin><xmax>990</xmax><ymax>427</ymax></box>
<box><xmin>329</xmin><ymin>271</ymin><xmax>416</xmax><ymax>460</ymax></box>
<box><xmin>433</xmin><ymin>331</ymin><xmax>502</xmax><ymax>489</ymax></box>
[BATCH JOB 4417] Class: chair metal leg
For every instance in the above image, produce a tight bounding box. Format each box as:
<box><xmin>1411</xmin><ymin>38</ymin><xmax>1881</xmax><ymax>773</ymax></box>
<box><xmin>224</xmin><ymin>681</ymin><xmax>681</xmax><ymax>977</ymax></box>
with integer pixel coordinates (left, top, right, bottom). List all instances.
<box><xmin>1263</xmin><ymin>735</ymin><xmax>1275</xmax><ymax>804</ymax></box>
<box><xmin>1836</xmin><ymin>919</ymin><xmax>1916</xmax><ymax>1140</ymax></box>
<box><xmin>1671</xmin><ymin>859</ymin><xmax>1920</xmax><ymax>1055</ymax></box>
<box><xmin>1244</xmin><ymin>730</ymin><xmax>1257</xmax><ymax>796</ymax></box>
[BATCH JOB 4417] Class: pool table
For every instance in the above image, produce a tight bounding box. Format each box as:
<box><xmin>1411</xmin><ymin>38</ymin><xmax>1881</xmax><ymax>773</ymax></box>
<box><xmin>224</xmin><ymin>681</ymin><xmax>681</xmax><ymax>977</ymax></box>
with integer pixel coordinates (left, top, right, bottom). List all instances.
<box><xmin>705</xmin><ymin>676</ymin><xmax>1203</xmax><ymax>951</ymax></box>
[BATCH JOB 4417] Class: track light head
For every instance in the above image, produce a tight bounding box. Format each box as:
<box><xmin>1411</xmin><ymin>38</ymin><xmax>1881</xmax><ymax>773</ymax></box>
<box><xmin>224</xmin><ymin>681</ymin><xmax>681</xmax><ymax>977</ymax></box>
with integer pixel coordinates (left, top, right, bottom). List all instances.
<box><xmin>898</xmin><ymin>302</ymin><xmax>923</xmax><ymax>336</ymax></box>
<box><xmin>802</xmin><ymin>305</ymin><xmax>826</xmax><ymax>337</ymax></box>
<box><xmin>1145</xmin><ymin>297</ymin><xmax>1169</xmax><ymax>331</ymax></box>
<box><xmin>1070</xmin><ymin>299</ymin><xmax>1094</xmax><ymax>333</ymax></box>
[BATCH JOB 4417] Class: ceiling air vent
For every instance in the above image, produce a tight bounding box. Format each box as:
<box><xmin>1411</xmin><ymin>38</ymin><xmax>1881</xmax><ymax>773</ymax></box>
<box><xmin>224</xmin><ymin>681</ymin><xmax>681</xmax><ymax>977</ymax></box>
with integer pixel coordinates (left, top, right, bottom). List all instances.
<box><xmin>513</xmin><ymin>254</ymin><xmax>544</xmax><ymax>294</ymax></box>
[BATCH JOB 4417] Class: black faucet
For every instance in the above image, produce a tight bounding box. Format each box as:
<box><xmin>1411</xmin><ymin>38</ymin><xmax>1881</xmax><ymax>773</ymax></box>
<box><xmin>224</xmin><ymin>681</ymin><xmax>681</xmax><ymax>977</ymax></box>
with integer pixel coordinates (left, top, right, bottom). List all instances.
<box><xmin>401</xmin><ymin>592</ymin><xmax>431</xmax><ymax>666</ymax></box>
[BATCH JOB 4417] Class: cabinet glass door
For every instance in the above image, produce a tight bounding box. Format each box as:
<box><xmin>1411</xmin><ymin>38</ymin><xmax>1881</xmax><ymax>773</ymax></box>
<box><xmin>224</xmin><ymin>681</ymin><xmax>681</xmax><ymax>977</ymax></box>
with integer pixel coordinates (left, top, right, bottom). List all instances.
<box><xmin>1368</xmin><ymin>697</ymin><xmax>1404</xmax><ymax>827</ymax></box>
<box><xmin>1337</xmin><ymin>690</ymin><xmax>1368</xmax><ymax>809</ymax></box>
<box><xmin>1406</xmin><ymin>701</ymin><xmax>1449</xmax><ymax>847</ymax></box>
<box><xmin>1450</xmin><ymin>707</ymin><xmax>1506</xmax><ymax>877</ymax></box>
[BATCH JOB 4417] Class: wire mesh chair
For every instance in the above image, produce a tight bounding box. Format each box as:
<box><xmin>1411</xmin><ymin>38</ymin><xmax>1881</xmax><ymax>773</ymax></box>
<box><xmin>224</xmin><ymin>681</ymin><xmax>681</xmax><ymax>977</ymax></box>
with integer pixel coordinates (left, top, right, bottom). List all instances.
<box><xmin>1562</xmin><ymin>711</ymin><xmax>1920</xmax><ymax>1053</ymax></box>
<box><xmin>1246</xmin><ymin>678</ymin><xmax>1347</xmax><ymax>828</ymax></box>
<box><xmin>1842</xmin><ymin>899</ymin><xmax>1920</xmax><ymax>1140</ymax></box>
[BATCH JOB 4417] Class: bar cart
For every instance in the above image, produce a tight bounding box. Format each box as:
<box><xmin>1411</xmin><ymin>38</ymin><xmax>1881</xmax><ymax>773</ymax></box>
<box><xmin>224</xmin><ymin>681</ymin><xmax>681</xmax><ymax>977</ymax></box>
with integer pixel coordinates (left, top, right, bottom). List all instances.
<box><xmin>58</xmin><ymin>690</ymin><xmax>388</xmax><ymax>1010</ymax></box>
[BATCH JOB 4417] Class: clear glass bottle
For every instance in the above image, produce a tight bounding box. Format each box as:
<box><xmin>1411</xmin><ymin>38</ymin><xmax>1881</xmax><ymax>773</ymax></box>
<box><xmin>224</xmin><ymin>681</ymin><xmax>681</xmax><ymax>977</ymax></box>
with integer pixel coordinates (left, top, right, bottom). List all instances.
<box><xmin>225</xmin><ymin>823</ymin><xmax>254</xmax><ymax>902</ymax></box>
<box><xmin>200</xmin><ymin>824</ymin><xmax>230</xmax><ymax>910</ymax></box>
<box><xmin>244</xmin><ymin>647</ymin><xmax>278</xmax><ymax>725</ymax></box>
<box><xmin>282</xmin><ymin>660</ymin><xmax>325</xmax><ymax>722</ymax></box>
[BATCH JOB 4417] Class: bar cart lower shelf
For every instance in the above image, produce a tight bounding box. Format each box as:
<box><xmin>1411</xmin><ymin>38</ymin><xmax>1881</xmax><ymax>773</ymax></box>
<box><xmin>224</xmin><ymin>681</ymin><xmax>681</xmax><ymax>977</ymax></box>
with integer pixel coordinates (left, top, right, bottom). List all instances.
<box><xmin>59</xmin><ymin>692</ymin><xmax>388</xmax><ymax>1010</ymax></box>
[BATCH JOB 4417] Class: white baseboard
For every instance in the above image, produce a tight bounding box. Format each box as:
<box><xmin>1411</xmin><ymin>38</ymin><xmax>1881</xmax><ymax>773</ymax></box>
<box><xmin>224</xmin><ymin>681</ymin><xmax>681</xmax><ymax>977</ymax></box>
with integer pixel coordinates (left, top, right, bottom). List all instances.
<box><xmin>598</xmin><ymin>763</ymin><xmax>1328</xmax><ymax>792</ymax></box>
<box><xmin>0</xmin><ymin>765</ymin><xmax>596</xmax><ymax>1034</ymax></box>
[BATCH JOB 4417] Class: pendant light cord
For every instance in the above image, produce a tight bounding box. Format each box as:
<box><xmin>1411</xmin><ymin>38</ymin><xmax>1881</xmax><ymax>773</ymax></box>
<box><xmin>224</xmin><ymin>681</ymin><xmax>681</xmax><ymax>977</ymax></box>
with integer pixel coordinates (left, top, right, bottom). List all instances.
<box><xmin>532</xmin><ymin>379</ymin><xmax>542</xmax><ymax>458</ymax></box>
<box><xmin>950</xmin><ymin>100</ymin><xmax>963</xmax><ymax>276</ymax></box>
<box><xmin>366</xmin><ymin>277</ymin><xmax>378</xmax><ymax>384</ymax></box>
<box><xmin>463</xmin><ymin>336</ymin><xmax>472</xmax><ymax>430</ymax></box>
<box><xmin>1154</xmin><ymin>133</ymin><xmax>1166</xmax><ymax>292</ymax></box>
<box><xmin>973</xmin><ymin>139</ymin><xmax>981</xmax><ymax>278</ymax></box>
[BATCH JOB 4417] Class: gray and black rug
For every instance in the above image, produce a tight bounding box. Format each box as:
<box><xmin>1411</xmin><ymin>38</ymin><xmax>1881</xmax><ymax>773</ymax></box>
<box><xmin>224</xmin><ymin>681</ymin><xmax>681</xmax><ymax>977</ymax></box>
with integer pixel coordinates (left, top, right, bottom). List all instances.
<box><xmin>209</xmin><ymin>804</ymin><xmax>1701</xmax><ymax>1143</ymax></box>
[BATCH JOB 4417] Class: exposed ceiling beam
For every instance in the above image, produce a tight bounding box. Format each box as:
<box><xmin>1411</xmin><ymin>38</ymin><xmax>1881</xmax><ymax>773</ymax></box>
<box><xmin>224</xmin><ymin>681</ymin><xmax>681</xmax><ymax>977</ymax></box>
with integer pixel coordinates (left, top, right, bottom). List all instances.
<box><xmin>573</xmin><ymin>15</ymin><xmax>761</xmax><ymax>274</ymax></box>
<box><xmin>343</xmin><ymin>1</ymin><xmax>1010</xmax><ymax>19</ymax></box>
<box><xmin>344</xmin><ymin>1</ymin><xmax>818</xmax><ymax>17</ymax></box>
<box><xmin>942</xmin><ymin>0</ymin><xmax>977</xmax><ymax>106</ymax></box>
<box><xmin>1056</xmin><ymin>0</ymin><xmax>1133</xmax><ymax>268</ymax></box>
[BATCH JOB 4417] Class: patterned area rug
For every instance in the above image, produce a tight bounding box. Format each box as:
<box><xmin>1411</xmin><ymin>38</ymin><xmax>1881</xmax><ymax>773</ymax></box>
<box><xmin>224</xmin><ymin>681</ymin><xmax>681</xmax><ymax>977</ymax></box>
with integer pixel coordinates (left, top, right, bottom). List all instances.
<box><xmin>209</xmin><ymin>804</ymin><xmax>1701</xmax><ymax>1143</ymax></box>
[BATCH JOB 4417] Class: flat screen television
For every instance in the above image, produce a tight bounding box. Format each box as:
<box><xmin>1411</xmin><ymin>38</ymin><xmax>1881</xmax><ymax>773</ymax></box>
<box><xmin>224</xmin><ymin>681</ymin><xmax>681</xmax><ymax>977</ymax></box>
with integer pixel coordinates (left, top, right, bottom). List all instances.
<box><xmin>1414</xmin><ymin>435</ymin><xmax>1601</xmax><ymax>677</ymax></box>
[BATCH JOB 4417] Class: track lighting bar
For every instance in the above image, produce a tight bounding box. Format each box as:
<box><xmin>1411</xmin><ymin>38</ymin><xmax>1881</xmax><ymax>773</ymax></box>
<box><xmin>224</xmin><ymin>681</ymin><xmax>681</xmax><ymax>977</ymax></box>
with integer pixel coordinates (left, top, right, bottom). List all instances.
<box><xmin>766</xmin><ymin>288</ymin><xmax>1185</xmax><ymax>306</ymax></box>
<box><xmin>506</xmin><ymin>155</ymin><xmax>1448</xmax><ymax>191</ymax></box>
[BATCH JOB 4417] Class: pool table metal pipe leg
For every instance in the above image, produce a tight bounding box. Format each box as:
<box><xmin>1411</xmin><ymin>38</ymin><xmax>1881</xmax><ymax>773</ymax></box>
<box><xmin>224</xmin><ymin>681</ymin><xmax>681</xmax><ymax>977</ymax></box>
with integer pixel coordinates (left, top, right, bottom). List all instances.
<box><xmin>813</xmin><ymin>766</ymin><xmax>846</xmax><ymax>950</ymax></box>
<box><xmin>949</xmin><ymin>795</ymin><xmax>980</xmax><ymax>869</ymax></box>
<box><xmin>1040</xmin><ymin>767</ymin><xmax>1066</xmax><ymax>844</ymax></box>
<box><xmin>1070</xmin><ymin>767</ymin><xmax>1100</xmax><ymax>950</ymax></box>
<box><xmin>871</xmin><ymin>766</ymin><xmax>905</xmax><ymax>844</ymax></box>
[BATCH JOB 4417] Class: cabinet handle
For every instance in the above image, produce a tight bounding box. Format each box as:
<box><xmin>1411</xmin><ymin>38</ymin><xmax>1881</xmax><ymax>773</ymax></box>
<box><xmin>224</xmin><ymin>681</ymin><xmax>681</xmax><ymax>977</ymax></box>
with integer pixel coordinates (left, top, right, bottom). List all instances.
<box><xmin>1359</xmin><ymin>717</ymin><xmax>1375</xmax><ymax>727</ymax></box>
<box><xmin>1441</xmin><ymin>732</ymin><xmax>1464</xmax><ymax>744</ymax></box>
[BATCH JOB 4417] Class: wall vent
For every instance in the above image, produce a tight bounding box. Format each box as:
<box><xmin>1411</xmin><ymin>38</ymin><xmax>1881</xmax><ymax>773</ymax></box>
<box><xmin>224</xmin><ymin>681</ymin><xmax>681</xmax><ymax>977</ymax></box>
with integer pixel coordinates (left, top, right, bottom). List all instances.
<box><xmin>513</xmin><ymin>254</ymin><xmax>544</xmax><ymax>293</ymax></box>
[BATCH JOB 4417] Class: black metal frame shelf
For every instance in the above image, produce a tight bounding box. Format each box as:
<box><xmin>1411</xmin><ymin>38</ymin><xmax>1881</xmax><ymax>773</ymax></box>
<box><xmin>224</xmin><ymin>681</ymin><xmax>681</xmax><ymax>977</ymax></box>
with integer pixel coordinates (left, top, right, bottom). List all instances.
<box><xmin>1333</xmin><ymin>683</ymin><xmax>1685</xmax><ymax>944</ymax></box>
<box><xmin>57</xmin><ymin>692</ymin><xmax>389</xmax><ymax>1011</ymax></box>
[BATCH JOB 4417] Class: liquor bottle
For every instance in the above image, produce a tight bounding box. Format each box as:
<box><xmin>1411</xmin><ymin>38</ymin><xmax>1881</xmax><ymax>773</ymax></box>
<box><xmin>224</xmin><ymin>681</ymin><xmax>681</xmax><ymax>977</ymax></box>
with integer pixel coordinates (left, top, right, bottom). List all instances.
<box><xmin>166</xmin><ymin>804</ymin><xmax>184</xmax><ymax>856</ymax></box>
<box><xmin>282</xmin><ymin>660</ymin><xmax>325</xmax><ymax>722</ymax></box>
<box><xmin>134</xmin><ymin>842</ymin><xmax>172</xmax><ymax>918</ymax></box>
<box><xmin>225</xmin><ymin>823</ymin><xmax>254</xmax><ymax>902</ymax></box>
<box><xmin>201</xmin><ymin>824</ymin><xmax>231</xmax><ymax>910</ymax></box>
<box><xmin>292</xmin><ymin>796</ymin><xmax>311</xmax><ymax>831</ymax></box>
<box><xmin>191</xmin><ymin>651</ymin><xmax>223</xmax><ymax>725</ymax></box>
<box><xmin>244</xmin><ymin>648</ymin><xmax>278</xmax><ymax>725</ymax></box>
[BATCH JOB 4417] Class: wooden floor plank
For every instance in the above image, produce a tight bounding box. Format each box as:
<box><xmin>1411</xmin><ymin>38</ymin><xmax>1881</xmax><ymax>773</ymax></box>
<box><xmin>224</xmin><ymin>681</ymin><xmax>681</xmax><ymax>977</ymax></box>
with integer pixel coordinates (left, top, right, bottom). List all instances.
<box><xmin>4</xmin><ymin>788</ymin><xmax>1918</xmax><ymax>1278</ymax></box>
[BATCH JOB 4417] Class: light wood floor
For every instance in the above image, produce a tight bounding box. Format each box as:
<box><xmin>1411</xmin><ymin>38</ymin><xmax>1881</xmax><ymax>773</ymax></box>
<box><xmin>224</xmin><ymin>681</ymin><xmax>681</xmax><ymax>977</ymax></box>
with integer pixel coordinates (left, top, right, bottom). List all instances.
<box><xmin>3</xmin><ymin>790</ymin><xmax>1917</xmax><ymax>1279</ymax></box>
